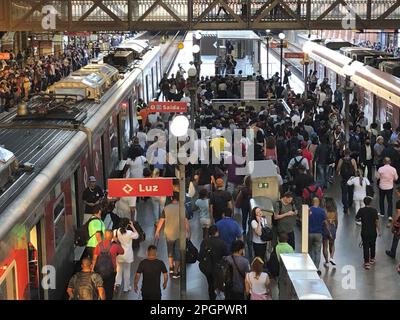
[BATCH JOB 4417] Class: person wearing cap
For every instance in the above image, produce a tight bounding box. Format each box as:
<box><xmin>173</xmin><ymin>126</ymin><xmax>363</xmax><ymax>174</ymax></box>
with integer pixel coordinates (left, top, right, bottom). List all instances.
<box><xmin>209</xmin><ymin>177</ymin><xmax>233</xmax><ymax>223</ymax></box>
<box><xmin>82</xmin><ymin>176</ymin><xmax>104</xmax><ymax>216</ymax></box>
<box><xmin>273</xmin><ymin>192</ymin><xmax>297</xmax><ymax>249</ymax></box>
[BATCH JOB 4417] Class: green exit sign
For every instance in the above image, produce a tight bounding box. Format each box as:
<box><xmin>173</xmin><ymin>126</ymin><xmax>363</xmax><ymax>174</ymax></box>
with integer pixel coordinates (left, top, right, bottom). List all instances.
<box><xmin>258</xmin><ymin>182</ymin><xmax>269</xmax><ymax>188</ymax></box>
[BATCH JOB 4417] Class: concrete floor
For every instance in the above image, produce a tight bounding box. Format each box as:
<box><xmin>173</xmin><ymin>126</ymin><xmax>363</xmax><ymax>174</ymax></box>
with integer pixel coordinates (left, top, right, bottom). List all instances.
<box><xmin>112</xmin><ymin>176</ymin><xmax>400</xmax><ymax>301</ymax></box>
<box><xmin>116</xmin><ymin>40</ymin><xmax>400</xmax><ymax>300</ymax></box>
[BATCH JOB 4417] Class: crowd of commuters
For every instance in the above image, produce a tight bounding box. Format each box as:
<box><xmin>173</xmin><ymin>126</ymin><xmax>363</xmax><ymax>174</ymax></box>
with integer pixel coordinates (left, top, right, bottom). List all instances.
<box><xmin>0</xmin><ymin>45</ymin><xmax>91</xmax><ymax>112</ymax></box>
<box><xmin>66</xmin><ymin>48</ymin><xmax>400</xmax><ymax>300</ymax></box>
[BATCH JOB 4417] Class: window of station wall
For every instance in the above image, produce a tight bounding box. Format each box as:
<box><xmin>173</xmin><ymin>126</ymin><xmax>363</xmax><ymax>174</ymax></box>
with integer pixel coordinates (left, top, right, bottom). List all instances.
<box><xmin>0</xmin><ymin>261</ymin><xmax>17</xmax><ymax>300</ymax></box>
<box><xmin>53</xmin><ymin>194</ymin><xmax>66</xmax><ymax>248</ymax></box>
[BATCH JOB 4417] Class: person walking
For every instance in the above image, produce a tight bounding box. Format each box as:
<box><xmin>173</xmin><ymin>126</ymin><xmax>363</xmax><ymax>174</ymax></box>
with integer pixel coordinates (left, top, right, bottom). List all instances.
<box><xmin>273</xmin><ymin>192</ymin><xmax>297</xmax><ymax>249</ymax></box>
<box><xmin>216</xmin><ymin>208</ymin><xmax>242</xmax><ymax>251</ymax></box>
<box><xmin>355</xmin><ymin>197</ymin><xmax>381</xmax><ymax>270</ymax></box>
<box><xmin>198</xmin><ymin>225</ymin><xmax>229</xmax><ymax>300</ymax></box>
<box><xmin>337</xmin><ymin>149</ymin><xmax>357</xmax><ymax>214</ymax></box>
<box><xmin>225</xmin><ymin>240</ymin><xmax>250</xmax><ymax>300</ymax></box>
<box><xmin>347</xmin><ymin>169</ymin><xmax>370</xmax><ymax>224</ymax></box>
<box><xmin>67</xmin><ymin>257</ymin><xmax>105</xmax><ymax>300</ymax></box>
<box><xmin>85</xmin><ymin>206</ymin><xmax>105</xmax><ymax>259</ymax></box>
<box><xmin>114</xmin><ymin>218</ymin><xmax>139</xmax><ymax>293</ymax></box>
<box><xmin>308</xmin><ymin>197</ymin><xmax>328</xmax><ymax>274</ymax></box>
<box><xmin>376</xmin><ymin>157</ymin><xmax>398</xmax><ymax>224</ymax></box>
<box><xmin>155</xmin><ymin>192</ymin><xmax>191</xmax><ymax>278</ymax></box>
<box><xmin>250</xmin><ymin>207</ymin><xmax>268</xmax><ymax>261</ymax></box>
<box><xmin>134</xmin><ymin>245</ymin><xmax>168</xmax><ymax>300</ymax></box>
<box><xmin>359</xmin><ymin>138</ymin><xmax>374</xmax><ymax>183</ymax></box>
<box><xmin>322</xmin><ymin>197</ymin><xmax>338</xmax><ymax>267</ymax></box>
<box><xmin>235</xmin><ymin>176</ymin><xmax>252</xmax><ymax>235</ymax></box>
<box><xmin>386</xmin><ymin>186</ymin><xmax>400</xmax><ymax>259</ymax></box>
<box><xmin>245</xmin><ymin>257</ymin><xmax>271</xmax><ymax>300</ymax></box>
<box><xmin>195</xmin><ymin>188</ymin><xmax>212</xmax><ymax>239</ymax></box>
<box><xmin>210</xmin><ymin>178</ymin><xmax>233</xmax><ymax>223</ymax></box>
<box><xmin>91</xmin><ymin>230</ymin><xmax>124</xmax><ymax>300</ymax></box>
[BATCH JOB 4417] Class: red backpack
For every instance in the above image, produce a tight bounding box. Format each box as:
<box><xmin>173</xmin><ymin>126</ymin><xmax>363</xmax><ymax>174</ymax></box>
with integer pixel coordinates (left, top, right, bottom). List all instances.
<box><xmin>302</xmin><ymin>185</ymin><xmax>324</xmax><ymax>205</ymax></box>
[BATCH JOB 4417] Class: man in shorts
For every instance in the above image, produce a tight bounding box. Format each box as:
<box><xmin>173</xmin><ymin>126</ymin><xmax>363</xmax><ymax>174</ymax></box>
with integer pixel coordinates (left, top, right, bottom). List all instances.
<box><xmin>155</xmin><ymin>192</ymin><xmax>191</xmax><ymax>279</ymax></box>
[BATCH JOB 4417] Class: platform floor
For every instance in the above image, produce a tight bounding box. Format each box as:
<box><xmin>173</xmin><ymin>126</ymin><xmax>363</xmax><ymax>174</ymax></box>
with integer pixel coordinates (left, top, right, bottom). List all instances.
<box><xmin>119</xmin><ymin>38</ymin><xmax>400</xmax><ymax>300</ymax></box>
<box><xmin>114</xmin><ymin>178</ymin><xmax>400</xmax><ymax>300</ymax></box>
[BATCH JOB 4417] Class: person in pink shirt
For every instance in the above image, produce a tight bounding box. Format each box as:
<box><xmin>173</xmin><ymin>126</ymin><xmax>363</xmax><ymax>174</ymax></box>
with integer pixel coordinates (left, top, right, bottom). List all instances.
<box><xmin>376</xmin><ymin>157</ymin><xmax>399</xmax><ymax>224</ymax></box>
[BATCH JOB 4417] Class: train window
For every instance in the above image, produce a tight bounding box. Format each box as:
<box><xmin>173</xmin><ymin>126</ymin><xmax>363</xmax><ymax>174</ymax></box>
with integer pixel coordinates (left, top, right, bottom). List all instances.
<box><xmin>53</xmin><ymin>194</ymin><xmax>66</xmax><ymax>248</ymax></box>
<box><xmin>0</xmin><ymin>261</ymin><xmax>17</xmax><ymax>300</ymax></box>
<box><xmin>109</xmin><ymin>124</ymin><xmax>119</xmax><ymax>172</ymax></box>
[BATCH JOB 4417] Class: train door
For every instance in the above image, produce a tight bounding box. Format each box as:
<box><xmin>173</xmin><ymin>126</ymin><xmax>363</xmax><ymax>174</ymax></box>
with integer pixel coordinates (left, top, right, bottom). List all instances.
<box><xmin>100</xmin><ymin>135</ymin><xmax>108</xmax><ymax>182</ymax></box>
<box><xmin>0</xmin><ymin>261</ymin><xmax>18</xmax><ymax>300</ymax></box>
<box><xmin>73</xmin><ymin>168</ymin><xmax>82</xmax><ymax>227</ymax></box>
<box><xmin>27</xmin><ymin>222</ymin><xmax>44</xmax><ymax>300</ymax></box>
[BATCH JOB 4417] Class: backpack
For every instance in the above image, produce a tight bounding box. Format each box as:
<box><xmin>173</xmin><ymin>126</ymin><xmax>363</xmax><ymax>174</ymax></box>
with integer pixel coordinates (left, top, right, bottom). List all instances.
<box><xmin>214</xmin><ymin>256</ymin><xmax>233</xmax><ymax>294</ymax></box>
<box><xmin>199</xmin><ymin>244</ymin><xmax>214</xmax><ymax>275</ymax></box>
<box><xmin>73</xmin><ymin>272</ymin><xmax>98</xmax><ymax>300</ymax></box>
<box><xmin>340</xmin><ymin>158</ymin><xmax>355</xmax><ymax>180</ymax></box>
<box><xmin>74</xmin><ymin>216</ymin><xmax>101</xmax><ymax>247</ymax></box>
<box><xmin>266</xmin><ymin>248</ymin><xmax>280</xmax><ymax>278</ymax></box>
<box><xmin>186</xmin><ymin>239</ymin><xmax>199</xmax><ymax>264</ymax></box>
<box><xmin>130</xmin><ymin>221</ymin><xmax>146</xmax><ymax>250</ymax></box>
<box><xmin>290</xmin><ymin>157</ymin><xmax>304</xmax><ymax>177</ymax></box>
<box><xmin>94</xmin><ymin>242</ymin><xmax>114</xmax><ymax>278</ymax></box>
<box><xmin>302</xmin><ymin>185</ymin><xmax>324</xmax><ymax>205</ymax></box>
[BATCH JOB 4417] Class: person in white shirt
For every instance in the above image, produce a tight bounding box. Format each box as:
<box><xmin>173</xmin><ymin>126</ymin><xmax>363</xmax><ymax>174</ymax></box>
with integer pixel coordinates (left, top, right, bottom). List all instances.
<box><xmin>126</xmin><ymin>151</ymin><xmax>148</xmax><ymax>178</ymax></box>
<box><xmin>245</xmin><ymin>257</ymin><xmax>270</xmax><ymax>300</ymax></box>
<box><xmin>317</xmin><ymin>88</ymin><xmax>326</xmax><ymax>107</ymax></box>
<box><xmin>347</xmin><ymin>169</ymin><xmax>370</xmax><ymax>224</ymax></box>
<box><xmin>114</xmin><ymin>196</ymin><xmax>137</xmax><ymax>221</ymax></box>
<box><xmin>115</xmin><ymin>218</ymin><xmax>139</xmax><ymax>292</ymax></box>
<box><xmin>250</xmin><ymin>207</ymin><xmax>268</xmax><ymax>260</ymax></box>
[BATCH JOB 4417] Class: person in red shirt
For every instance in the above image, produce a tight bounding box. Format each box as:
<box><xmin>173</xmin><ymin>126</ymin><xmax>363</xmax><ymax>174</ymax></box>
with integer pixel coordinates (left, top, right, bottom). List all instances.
<box><xmin>92</xmin><ymin>230</ymin><xmax>124</xmax><ymax>300</ymax></box>
<box><xmin>301</xmin><ymin>140</ymin><xmax>314</xmax><ymax>177</ymax></box>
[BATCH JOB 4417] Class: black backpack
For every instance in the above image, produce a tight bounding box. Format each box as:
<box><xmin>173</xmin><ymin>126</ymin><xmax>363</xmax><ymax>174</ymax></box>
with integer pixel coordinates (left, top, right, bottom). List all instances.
<box><xmin>340</xmin><ymin>158</ymin><xmax>355</xmax><ymax>180</ymax></box>
<box><xmin>186</xmin><ymin>239</ymin><xmax>199</xmax><ymax>264</ymax></box>
<box><xmin>214</xmin><ymin>256</ymin><xmax>233</xmax><ymax>294</ymax></box>
<box><xmin>290</xmin><ymin>157</ymin><xmax>304</xmax><ymax>177</ymax></box>
<box><xmin>266</xmin><ymin>248</ymin><xmax>280</xmax><ymax>278</ymax></box>
<box><xmin>130</xmin><ymin>221</ymin><xmax>146</xmax><ymax>250</ymax></box>
<box><xmin>74</xmin><ymin>216</ymin><xmax>101</xmax><ymax>247</ymax></box>
<box><xmin>94</xmin><ymin>242</ymin><xmax>114</xmax><ymax>279</ymax></box>
<box><xmin>199</xmin><ymin>244</ymin><xmax>214</xmax><ymax>275</ymax></box>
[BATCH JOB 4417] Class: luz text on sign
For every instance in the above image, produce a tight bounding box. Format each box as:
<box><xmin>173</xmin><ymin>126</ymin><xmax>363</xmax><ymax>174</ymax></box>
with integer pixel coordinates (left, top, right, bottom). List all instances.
<box><xmin>108</xmin><ymin>178</ymin><xmax>174</xmax><ymax>197</ymax></box>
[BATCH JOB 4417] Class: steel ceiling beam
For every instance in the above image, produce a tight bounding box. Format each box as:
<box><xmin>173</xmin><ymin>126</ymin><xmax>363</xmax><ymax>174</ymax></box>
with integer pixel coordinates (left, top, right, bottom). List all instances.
<box><xmin>1</xmin><ymin>0</ymin><xmax>400</xmax><ymax>32</ymax></box>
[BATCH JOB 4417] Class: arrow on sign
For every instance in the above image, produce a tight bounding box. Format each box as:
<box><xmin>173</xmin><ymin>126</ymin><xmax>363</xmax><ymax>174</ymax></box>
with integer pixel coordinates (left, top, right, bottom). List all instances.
<box><xmin>213</xmin><ymin>41</ymin><xmax>218</xmax><ymax>48</ymax></box>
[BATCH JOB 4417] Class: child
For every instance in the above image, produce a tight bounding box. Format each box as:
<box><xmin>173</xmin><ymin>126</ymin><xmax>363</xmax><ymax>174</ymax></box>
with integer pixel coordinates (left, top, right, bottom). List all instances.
<box><xmin>195</xmin><ymin>188</ymin><xmax>212</xmax><ymax>239</ymax></box>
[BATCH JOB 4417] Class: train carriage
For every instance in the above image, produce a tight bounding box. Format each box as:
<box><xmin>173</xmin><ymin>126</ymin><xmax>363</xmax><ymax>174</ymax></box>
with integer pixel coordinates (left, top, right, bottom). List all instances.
<box><xmin>0</xmin><ymin>42</ymin><xmax>161</xmax><ymax>300</ymax></box>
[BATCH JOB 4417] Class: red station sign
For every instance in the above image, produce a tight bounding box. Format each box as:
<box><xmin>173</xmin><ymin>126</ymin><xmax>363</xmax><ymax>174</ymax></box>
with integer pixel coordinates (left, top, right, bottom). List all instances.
<box><xmin>148</xmin><ymin>101</ymin><xmax>188</xmax><ymax>113</ymax></box>
<box><xmin>108</xmin><ymin>178</ymin><xmax>174</xmax><ymax>197</ymax></box>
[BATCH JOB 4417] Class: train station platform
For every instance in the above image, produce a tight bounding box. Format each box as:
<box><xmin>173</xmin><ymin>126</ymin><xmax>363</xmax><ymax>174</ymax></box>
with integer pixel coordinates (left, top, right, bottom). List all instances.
<box><xmin>117</xmin><ymin>58</ymin><xmax>400</xmax><ymax>299</ymax></box>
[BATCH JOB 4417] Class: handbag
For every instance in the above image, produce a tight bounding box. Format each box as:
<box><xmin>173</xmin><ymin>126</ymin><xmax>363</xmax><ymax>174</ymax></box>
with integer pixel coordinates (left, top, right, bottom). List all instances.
<box><xmin>186</xmin><ymin>239</ymin><xmax>199</xmax><ymax>264</ymax></box>
<box><xmin>260</xmin><ymin>219</ymin><xmax>273</xmax><ymax>242</ymax></box>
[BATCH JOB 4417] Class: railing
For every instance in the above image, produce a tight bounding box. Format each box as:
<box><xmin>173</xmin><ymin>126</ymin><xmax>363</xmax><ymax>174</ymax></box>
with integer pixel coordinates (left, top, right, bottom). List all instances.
<box><xmin>3</xmin><ymin>0</ymin><xmax>400</xmax><ymax>31</ymax></box>
<box><xmin>211</xmin><ymin>98</ymin><xmax>292</xmax><ymax>114</ymax></box>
